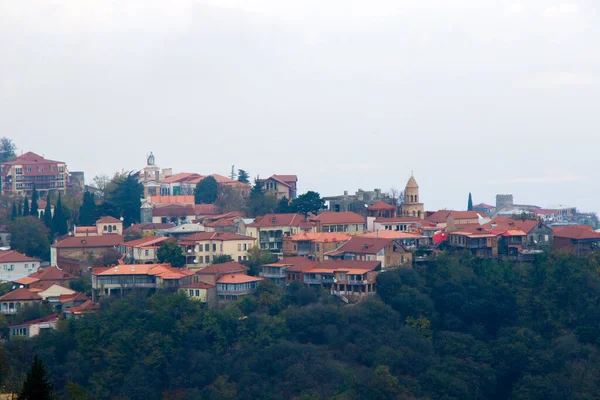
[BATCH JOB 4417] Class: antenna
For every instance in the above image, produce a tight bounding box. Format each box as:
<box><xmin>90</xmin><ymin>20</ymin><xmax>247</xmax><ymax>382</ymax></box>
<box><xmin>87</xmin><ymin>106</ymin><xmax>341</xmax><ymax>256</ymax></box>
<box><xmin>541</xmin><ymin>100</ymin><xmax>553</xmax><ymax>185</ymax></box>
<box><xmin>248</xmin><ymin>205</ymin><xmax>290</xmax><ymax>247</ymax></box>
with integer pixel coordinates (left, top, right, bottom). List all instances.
<box><xmin>230</xmin><ymin>165</ymin><xmax>236</xmax><ymax>180</ymax></box>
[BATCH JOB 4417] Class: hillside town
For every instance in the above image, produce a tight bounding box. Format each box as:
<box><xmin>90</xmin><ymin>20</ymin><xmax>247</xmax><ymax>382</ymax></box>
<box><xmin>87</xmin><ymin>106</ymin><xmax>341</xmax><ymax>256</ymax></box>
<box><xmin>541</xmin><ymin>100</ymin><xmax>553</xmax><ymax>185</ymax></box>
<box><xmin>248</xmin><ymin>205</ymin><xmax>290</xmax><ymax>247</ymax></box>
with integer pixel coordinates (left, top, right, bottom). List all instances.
<box><xmin>0</xmin><ymin>146</ymin><xmax>598</xmax><ymax>341</ymax></box>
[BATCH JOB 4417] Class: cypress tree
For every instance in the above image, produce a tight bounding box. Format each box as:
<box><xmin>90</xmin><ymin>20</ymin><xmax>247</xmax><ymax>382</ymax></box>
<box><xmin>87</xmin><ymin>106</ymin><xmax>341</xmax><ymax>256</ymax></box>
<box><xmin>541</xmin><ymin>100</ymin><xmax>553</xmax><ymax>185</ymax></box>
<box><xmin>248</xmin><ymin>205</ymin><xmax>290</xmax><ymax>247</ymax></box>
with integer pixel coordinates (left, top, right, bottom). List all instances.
<box><xmin>23</xmin><ymin>195</ymin><xmax>30</xmax><ymax>217</ymax></box>
<box><xmin>11</xmin><ymin>202</ymin><xmax>17</xmax><ymax>220</ymax></box>
<box><xmin>52</xmin><ymin>193</ymin><xmax>68</xmax><ymax>236</ymax></box>
<box><xmin>18</xmin><ymin>355</ymin><xmax>54</xmax><ymax>400</ymax></box>
<box><xmin>468</xmin><ymin>192</ymin><xmax>473</xmax><ymax>211</ymax></box>
<box><xmin>79</xmin><ymin>191</ymin><xmax>97</xmax><ymax>226</ymax></box>
<box><xmin>43</xmin><ymin>194</ymin><xmax>53</xmax><ymax>232</ymax></box>
<box><xmin>17</xmin><ymin>199</ymin><xmax>22</xmax><ymax>217</ymax></box>
<box><xmin>31</xmin><ymin>188</ymin><xmax>39</xmax><ymax>217</ymax></box>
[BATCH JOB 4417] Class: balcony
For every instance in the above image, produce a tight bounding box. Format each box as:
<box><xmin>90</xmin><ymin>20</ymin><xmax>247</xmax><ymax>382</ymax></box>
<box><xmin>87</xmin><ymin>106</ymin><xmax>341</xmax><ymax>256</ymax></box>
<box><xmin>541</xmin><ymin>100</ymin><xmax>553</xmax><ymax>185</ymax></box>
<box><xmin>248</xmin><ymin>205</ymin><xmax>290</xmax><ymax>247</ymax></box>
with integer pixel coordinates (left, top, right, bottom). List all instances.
<box><xmin>217</xmin><ymin>288</ymin><xmax>256</xmax><ymax>296</ymax></box>
<box><xmin>260</xmin><ymin>270</ymin><xmax>286</xmax><ymax>278</ymax></box>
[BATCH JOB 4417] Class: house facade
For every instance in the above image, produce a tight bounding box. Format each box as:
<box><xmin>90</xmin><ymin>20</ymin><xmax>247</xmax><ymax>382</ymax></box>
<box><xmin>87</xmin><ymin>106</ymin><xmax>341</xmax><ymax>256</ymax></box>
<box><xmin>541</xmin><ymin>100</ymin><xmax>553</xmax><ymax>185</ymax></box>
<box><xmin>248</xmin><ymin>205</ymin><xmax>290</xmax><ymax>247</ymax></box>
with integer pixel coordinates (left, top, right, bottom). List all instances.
<box><xmin>178</xmin><ymin>232</ymin><xmax>256</xmax><ymax>267</ymax></box>
<box><xmin>325</xmin><ymin>237</ymin><xmax>412</xmax><ymax>269</ymax></box>
<box><xmin>0</xmin><ymin>288</ymin><xmax>42</xmax><ymax>315</ymax></box>
<box><xmin>282</xmin><ymin>232</ymin><xmax>351</xmax><ymax>261</ymax></box>
<box><xmin>50</xmin><ymin>234</ymin><xmax>124</xmax><ymax>271</ymax></box>
<box><xmin>552</xmin><ymin>226</ymin><xmax>600</xmax><ymax>256</ymax></box>
<box><xmin>311</xmin><ymin>212</ymin><xmax>366</xmax><ymax>235</ymax></box>
<box><xmin>447</xmin><ymin>226</ymin><xmax>499</xmax><ymax>258</ymax></box>
<box><xmin>0</xmin><ymin>251</ymin><xmax>40</xmax><ymax>282</ymax></box>
<box><xmin>119</xmin><ymin>236</ymin><xmax>173</xmax><ymax>264</ymax></box>
<box><xmin>216</xmin><ymin>274</ymin><xmax>263</xmax><ymax>304</ymax></box>
<box><xmin>9</xmin><ymin>314</ymin><xmax>59</xmax><ymax>339</ymax></box>
<box><xmin>257</xmin><ymin>175</ymin><xmax>298</xmax><ymax>200</ymax></box>
<box><xmin>246</xmin><ymin>214</ymin><xmax>316</xmax><ymax>253</ymax></box>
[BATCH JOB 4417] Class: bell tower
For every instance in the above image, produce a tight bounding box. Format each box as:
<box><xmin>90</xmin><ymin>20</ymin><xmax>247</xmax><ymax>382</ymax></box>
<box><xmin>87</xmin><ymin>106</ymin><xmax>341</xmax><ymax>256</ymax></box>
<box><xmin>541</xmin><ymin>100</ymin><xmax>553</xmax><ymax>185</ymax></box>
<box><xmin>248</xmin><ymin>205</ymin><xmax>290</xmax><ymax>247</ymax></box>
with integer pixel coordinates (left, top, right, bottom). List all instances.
<box><xmin>142</xmin><ymin>152</ymin><xmax>160</xmax><ymax>198</ymax></box>
<box><xmin>401</xmin><ymin>172</ymin><xmax>424</xmax><ymax>218</ymax></box>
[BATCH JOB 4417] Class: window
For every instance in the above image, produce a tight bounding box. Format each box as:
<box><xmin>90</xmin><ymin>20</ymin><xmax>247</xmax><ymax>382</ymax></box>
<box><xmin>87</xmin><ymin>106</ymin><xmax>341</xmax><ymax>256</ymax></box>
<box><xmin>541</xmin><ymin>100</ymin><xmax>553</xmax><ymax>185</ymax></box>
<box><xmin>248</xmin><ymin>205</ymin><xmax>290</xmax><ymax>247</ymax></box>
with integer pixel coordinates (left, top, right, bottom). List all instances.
<box><xmin>204</xmin><ymin>244</ymin><xmax>209</xmax><ymax>251</ymax></box>
<box><xmin>238</xmin><ymin>244</ymin><xmax>241</xmax><ymax>251</ymax></box>
<box><xmin>39</xmin><ymin>167</ymin><xmax>44</xmax><ymax>172</ymax></box>
<box><xmin>27</xmin><ymin>167</ymin><xmax>32</xmax><ymax>172</ymax></box>
<box><xmin>205</xmin><ymin>255</ymin><xmax>210</xmax><ymax>264</ymax></box>
<box><xmin>144</xmin><ymin>249</ymin><xmax>149</xmax><ymax>256</ymax></box>
<box><xmin>104</xmin><ymin>226</ymin><xmax>108</xmax><ymax>231</ymax></box>
<box><xmin>189</xmin><ymin>290</ymin><xmax>193</xmax><ymax>296</ymax></box>
<box><xmin>545</xmin><ymin>235</ymin><xmax>549</xmax><ymax>242</ymax></box>
<box><xmin>243</xmin><ymin>243</ymin><xmax>247</xmax><ymax>251</ymax></box>
<box><xmin>238</xmin><ymin>256</ymin><xmax>242</xmax><ymax>262</ymax></box>
<box><xmin>212</xmin><ymin>244</ymin><xmax>216</xmax><ymax>252</ymax></box>
<box><xmin>16</xmin><ymin>168</ymin><xmax>22</xmax><ymax>174</ymax></box>
<box><xmin>195</xmin><ymin>290</ymin><xmax>200</xmax><ymax>297</ymax></box>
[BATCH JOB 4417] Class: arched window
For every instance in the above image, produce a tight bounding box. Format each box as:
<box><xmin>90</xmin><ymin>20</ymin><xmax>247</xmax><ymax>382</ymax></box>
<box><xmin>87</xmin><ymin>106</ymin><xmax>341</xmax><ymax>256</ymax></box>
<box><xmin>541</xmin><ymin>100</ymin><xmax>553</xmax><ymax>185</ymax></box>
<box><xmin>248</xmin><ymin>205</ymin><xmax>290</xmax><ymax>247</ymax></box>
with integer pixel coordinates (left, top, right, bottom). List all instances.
<box><xmin>415</xmin><ymin>195</ymin><xmax>418</xmax><ymax>202</ymax></box>
<box><xmin>9</xmin><ymin>302</ymin><xmax>14</xmax><ymax>311</ymax></box>
<box><xmin>103</xmin><ymin>226</ymin><xmax>108</xmax><ymax>231</ymax></box>
<box><xmin>412</xmin><ymin>211</ymin><xmax>416</xmax><ymax>217</ymax></box>
<box><xmin>113</xmin><ymin>225</ymin><xmax>117</xmax><ymax>231</ymax></box>
<box><xmin>108</xmin><ymin>225</ymin><xmax>113</xmax><ymax>233</ymax></box>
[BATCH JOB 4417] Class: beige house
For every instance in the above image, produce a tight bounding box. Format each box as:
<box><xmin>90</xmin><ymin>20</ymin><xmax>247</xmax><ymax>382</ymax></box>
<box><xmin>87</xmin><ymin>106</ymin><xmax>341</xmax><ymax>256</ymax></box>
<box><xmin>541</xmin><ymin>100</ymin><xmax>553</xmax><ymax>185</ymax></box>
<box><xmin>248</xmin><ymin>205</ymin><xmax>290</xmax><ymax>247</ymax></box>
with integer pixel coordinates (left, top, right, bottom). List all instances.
<box><xmin>119</xmin><ymin>236</ymin><xmax>173</xmax><ymax>264</ymax></box>
<box><xmin>256</xmin><ymin>175</ymin><xmax>298</xmax><ymax>200</ymax></box>
<box><xmin>75</xmin><ymin>216</ymin><xmax>124</xmax><ymax>237</ymax></box>
<box><xmin>311</xmin><ymin>212</ymin><xmax>366</xmax><ymax>235</ymax></box>
<box><xmin>246</xmin><ymin>213</ymin><xmax>316</xmax><ymax>254</ymax></box>
<box><xmin>178</xmin><ymin>232</ymin><xmax>256</xmax><ymax>267</ymax></box>
<box><xmin>37</xmin><ymin>284</ymin><xmax>76</xmax><ymax>301</ymax></box>
<box><xmin>0</xmin><ymin>152</ymin><xmax>68</xmax><ymax>197</ymax></box>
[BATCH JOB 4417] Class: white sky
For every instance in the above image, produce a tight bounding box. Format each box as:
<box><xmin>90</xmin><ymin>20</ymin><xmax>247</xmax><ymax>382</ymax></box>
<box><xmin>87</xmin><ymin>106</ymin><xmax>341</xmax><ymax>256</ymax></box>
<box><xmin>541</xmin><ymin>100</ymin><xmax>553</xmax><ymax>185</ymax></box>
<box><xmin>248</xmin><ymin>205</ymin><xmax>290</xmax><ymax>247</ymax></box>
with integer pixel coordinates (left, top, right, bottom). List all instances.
<box><xmin>1</xmin><ymin>0</ymin><xmax>599</xmax><ymax>212</ymax></box>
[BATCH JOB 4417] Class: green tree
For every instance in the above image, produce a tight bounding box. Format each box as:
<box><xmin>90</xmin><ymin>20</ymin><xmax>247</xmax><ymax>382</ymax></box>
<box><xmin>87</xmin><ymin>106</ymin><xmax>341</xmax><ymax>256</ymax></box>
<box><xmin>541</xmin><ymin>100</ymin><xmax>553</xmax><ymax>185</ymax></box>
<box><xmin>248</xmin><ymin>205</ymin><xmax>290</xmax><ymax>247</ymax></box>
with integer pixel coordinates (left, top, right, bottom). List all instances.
<box><xmin>194</xmin><ymin>176</ymin><xmax>218</xmax><ymax>204</ymax></box>
<box><xmin>468</xmin><ymin>192</ymin><xmax>473</xmax><ymax>211</ymax></box>
<box><xmin>0</xmin><ymin>137</ymin><xmax>17</xmax><ymax>162</ymax></box>
<box><xmin>212</xmin><ymin>254</ymin><xmax>233</xmax><ymax>264</ymax></box>
<box><xmin>43</xmin><ymin>194</ymin><xmax>53</xmax><ymax>232</ymax></box>
<box><xmin>237</xmin><ymin>169</ymin><xmax>250</xmax><ymax>184</ymax></box>
<box><xmin>30</xmin><ymin>188</ymin><xmax>39</xmax><ymax>217</ymax></box>
<box><xmin>8</xmin><ymin>217</ymin><xmax>50</xmax><ymax>260</ymax></box>
<box><xmin>248</xmin><ymin>180</ymin><xmax>277</xmax><ymax>217</ymax></box>
<box><xmin>22</xmin><ymin>195</ymin><xmax>30</xmax><ymax>217</ymax></box>
<box><xmin>52</xmin><ymin>193</ymin><xmax>68</xmax><ymax>236</ymax></box>
<box><xmin>11</xmin><ymin>201</ymin><xmax>17</xmax><ymax>220</ymax></box>
<box><xmin>79</xmin><ymin>191</ymin><xmax>98</xmax><ymax>226</ymax></box>
<box><xmin>243</xmin><ymin>246</ymin><xmax>277</xmax><ymax>276</ymax></box>
<box><xmin>17</xmin><ymin>199</ymin><xmax>22</xmax><ymax>217</ymax></box>
<box><xmin>290</xmin><ymin>191</ymin><xmax>324</xmax><ymax>217</ymax></box>
<box><xmin>276</xmin><ymin>197</ymin><xmax>291</xmax><ymax>214</ymax></box>
<box><xmin>157</xmin><ymin>241</ymin><xmax>185</xmax><ymax>267</ymax></box>
<box><xmin>105</xmin><ymin>172</ymin><xmax>143</xmax><ymax>227</ymax></box>
<box><xmin>18</xmin><ymin>355</ymin><xmax>54</xmax><ymax>400</ymax></box>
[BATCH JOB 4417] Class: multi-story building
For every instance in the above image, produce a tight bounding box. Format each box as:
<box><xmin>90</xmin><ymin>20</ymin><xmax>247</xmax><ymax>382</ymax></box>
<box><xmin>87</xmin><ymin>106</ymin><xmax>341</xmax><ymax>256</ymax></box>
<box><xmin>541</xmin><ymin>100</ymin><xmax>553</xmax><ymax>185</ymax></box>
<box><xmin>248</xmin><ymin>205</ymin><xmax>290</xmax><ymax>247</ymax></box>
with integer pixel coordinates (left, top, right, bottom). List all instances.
<box><xmin>552</xmin><ymin>225</ymin><xmax>600</xmax><ymax>256</ymax></box>
<box><xmin>119</xmin><ymin>236</ymin><xmax>173</xmax><ymax>264</ymax></box>
<box><xmin>9</xmin><ymin>314</ymin><xmax>59</xmax><ymax>339</ymax></box>
<box><xmin>324</xmin><ymin>188</ymin><xmax>390</xmax><ymax>215</ymax></box>
<box><xmin>0</xmin><ymin>152</ymin><xmax>68</xmax><ymax>196</ymax></box>
<box><xmin>311</xmin><ymin>212</ymin><xmax>366</xmax><ymax>235</ymax></box>
<box><xmin>181</xmin><ymin>261</ymin><xmax>249</xmax><ymax>286</ymax></box>
<box><xmin>447</xmin><ymin>226</ymin><xmax>499</xmax><ymax>258</ymax></box>
<box><xmin>0</xmin><ymin>288</ymin><xmax>42</xmax><ymax>315</ymax></box>
<box><xmin>282</xmin><ymin>232</ymin><xmax>351</xmax><ymax>261</ymax></box>
<box><xmin>0</xmin><ymin>251</ymin><xmax>41</xmax><ymax>282</ymax></box>
<box><xmin>257</xmin><ymin>175</ymin><xmax>298</xmax><ymax>200</ymax></box>
<box><xmin>177</xmin><ymin>232</ymin><xmax>256</xmax><ymax>267</ymax></box>
<box><xmin>325</xmin><ymin>237</ymin><xmax>413</xmax><ymax>269</ymax></box>
<box><xmin>246</xmin><ymin>214</ymin><xmax>316</xmax><ymax>253</ymax></box>
<box><xmin>51</xmin><ymin>234</ymin><xmax>124</xmax><ymax>272</ymax></box>
<box><xmin>216</xmin><ymin>274</ymin><xmax>263</xmax><ymax>304</ymax></box>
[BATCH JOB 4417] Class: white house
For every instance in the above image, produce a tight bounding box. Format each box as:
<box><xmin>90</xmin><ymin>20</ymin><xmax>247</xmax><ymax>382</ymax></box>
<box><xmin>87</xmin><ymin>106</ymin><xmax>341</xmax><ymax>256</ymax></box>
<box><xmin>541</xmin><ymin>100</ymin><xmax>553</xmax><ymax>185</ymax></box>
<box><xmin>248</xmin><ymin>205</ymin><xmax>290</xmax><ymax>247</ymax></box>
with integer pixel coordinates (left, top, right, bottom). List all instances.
<box><xmin>9</xmin><ymin>314</ymin><xmax>59</xmax><ymax>339</ymax></box>
<box><xmin>0</xmin><ymin>250</ymin><xmax>40</xmax><ymax>282</ymax></box>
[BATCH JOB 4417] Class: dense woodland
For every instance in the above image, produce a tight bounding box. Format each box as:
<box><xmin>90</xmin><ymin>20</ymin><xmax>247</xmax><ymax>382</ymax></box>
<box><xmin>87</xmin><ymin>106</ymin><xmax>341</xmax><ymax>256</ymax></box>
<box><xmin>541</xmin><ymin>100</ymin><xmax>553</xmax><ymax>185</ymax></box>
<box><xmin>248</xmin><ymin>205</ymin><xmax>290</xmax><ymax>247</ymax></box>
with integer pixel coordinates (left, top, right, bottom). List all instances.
<box><xmin>2</xmin><ymin>251</ymin><xmax>600</xmax><ymax>399</ymax></box>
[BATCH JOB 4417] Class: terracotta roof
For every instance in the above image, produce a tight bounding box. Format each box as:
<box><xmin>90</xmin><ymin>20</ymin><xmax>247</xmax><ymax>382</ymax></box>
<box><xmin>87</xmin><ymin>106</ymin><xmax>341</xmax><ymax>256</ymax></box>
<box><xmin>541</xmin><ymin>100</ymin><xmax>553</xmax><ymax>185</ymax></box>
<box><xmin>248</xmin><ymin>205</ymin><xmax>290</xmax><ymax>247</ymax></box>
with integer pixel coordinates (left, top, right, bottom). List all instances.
<box><xmin>75</xmin><ymin>226</ymin><xmax>96</xmax><ymax>233</ymax></box>
<box><xmin>59</xmin><ymin>292</ymin><xmax>89</xmax><ymax>303</ymax></box>
<box><xmin>180</xmin><ymin>232</ymin><xmax>255</xmax><ymax>242</ymax></box>
<box><xmin>217</xmin><ymin>274</ymin><xmax>263</xmax><ymax>284</ymax></box>
<box><xmin>248</xmin><ymin>214</ymin><xmax>315</xmax><ymax>229</ymax></box>
<box><xmin>0</xmin><ymin>288</ymin><xmax>42</xmax><ymax>301</ymax></box>
<box><xmin>2</xmin><ymin>152</ymin><xmax>63</xmax><ymax>166</ymax></box>
<box><xmin>52</xmin><ymin>235</ymin><xmax>124</xmax><ymax>249</ymax></box>
<box><xmin>0</xmin><ymin>250</ymin><xmax>39</xmax><ymax>263</ymax></box>
<box><xmin>12</xmin><ymin>276</ymin><xmax>39</xmax><ymax>285</ymax></box>
<box><xmin>449</xmin><ymin>211</ymin><xmax>489</xmax><ymax>220</ymax></box>
<box><xmin>160</xmin><ymin>172</ymin><xmax>202</xmax><ymax>184</ymax></box>
<box><xmin>278</xmin><ymin>256</ymin><xmax>319</xmax><ymax>273</ymax></box>
<box><xmin>123</xmin><ymin>236</ymin><xmax>171</xmax><ymax>248</ymax></box>
<box><xmin>152</xmin><ymin>204</ymin><xmax>196</xmax><ymax>217</ymax></box>
<box><xmin>205</xmin><ymin>218</ymin><xmax>237</xmax><ymax>227</ymax></box>
<box><xmin>287</xmin><ymin>232</ymin><xmax>352</xmax><ymax>243</ymax></box>
<box><xmin>367</xmin><ymin>201</ymin><xmax>397</xmax><ymax>211</ymax></box>
<box><xmin>553</xmin><ymin>225</ymin><xmax>600</xmax><ymax>240</ymax></box>
<box><xmin>272</xmin><ymin>174</ymin><xmax>297</xmax><ymax>183</ymax></box>
<box><xmin>194</xmin><ymin>204</ymin><xmax>223</xmax><ymax>215</ymax></box>
<box><xmin>331</xmin><ymin>237</ymin><xmax>393</xmax><ymax>254</ymax></box>
<box><xmin>406</xmin><ymin>175</ymin><xmax>419</xmax><ymax>189</ymax></box>
<box><xmin>29</xmin><ymin>281</ymin><xmax>58</xmax><ymax>291</ymax></box>
<box><xmin>9</xmin><ymin>314</ymin><xmax>59</xmax><ymax>329</ymax></box>
<box><xmin>484</xmin><ymin>217</ymin><xmax>543</xmax><ymax>234</ymax></box>
<box><xmin>501</xmin><ymin>230</ymin><xmax>527</xmax><ymax>237</ymax></box>
<box><xmin>124</xmin><ymin>223</ymin><xmax>175</xmax><ymax>233</ymax></box>
<box><xmin>195</xmin><ymin>261</ymin><xmax>249</xmax><ymax>275</ymax></box>
<box><xmin>473</xmin><ymin>203</ymin><xmax>494</xmax><ymax>209</ymax></box>
<box><xmin>94</xmin><ymin>264</ymin><xmax>194</xmax><ymax>279</ymax></box>
<box><xmin>65</xmin><ymin>300</ymin><xmax>100</xmax><ymax>315</ymax></box>
<box><xmin>449</xmin><ymin>225</ymin><xmax>498</xmax><ymax>238</ymax></box>
<box><xmin>149</xmin><ymin>195</ymin><xmax>195</xmax><ymax>204</ymax></box>
<box><xmin>96</xmin><ymin>216</ymin><xmax>122</xmax><ymax>224</ymax></box>
<box><xmin>360</xmin><ymin>231</ymin><xmax>422</xmax><ymax>239</ymax></box>
<box><xmin>425</xmin><ymin>210</ymin><xmax>453</xmax><ymax>223</ymax></box>
<box><xmin>26</xmin><ymin>266</ymin><xmax>74</xmax><ymax>281</ymax></box>
<box><xmin>180</xmin><ymin>282</ymin><xmax>215</xmax><ymax>289</ymax></box>
<box><xmin>311</xmin><ymin>259</ymin><xmax>380</xmax><ymax>271</ymax></box>
<box><xmin>311</xmin><ymin>211</ymin><xmax>365</xmax><ymax>225</ymax></box>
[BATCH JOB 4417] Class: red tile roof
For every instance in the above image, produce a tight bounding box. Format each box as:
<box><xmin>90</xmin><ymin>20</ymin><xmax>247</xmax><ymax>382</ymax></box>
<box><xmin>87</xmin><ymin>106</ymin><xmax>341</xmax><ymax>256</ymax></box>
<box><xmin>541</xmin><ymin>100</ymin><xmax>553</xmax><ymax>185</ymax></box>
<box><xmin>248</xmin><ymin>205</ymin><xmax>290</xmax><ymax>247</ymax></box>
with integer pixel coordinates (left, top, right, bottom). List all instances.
<box><xmin>160</xmin><ymin>172</ymin><xmax>202</xmax><ymax>184</ymax></box>
<box><xmin>194</xmin><ymin>261</ymin><xmax>249</xmax><ymax>275</ymax></box>
<box><xmin>217</xmin><ymin>274</ymin><xmax>263</xmax><ymax>284</ymax></box>
<box><xmin>311</xmin><ymin>211</ymin><xmax>365</xmax><ymax>225</ymax></box>
<box><xmin>0</xmin><ymin>250</ymin><xmax>39</xmax><ymax>263</ymax></box>
<box><xmin>65</xmin><ymin>300</ymin><xmax>100</xmax><ymax>315</ymax></box>
<box><xmin>248</xmin><ymin>214</ymin><xmax>315</xmax><ymax>229</ymax></box>
<box><xmin>52</xmin><ymin>235</ymin><xmax>124</xmax><ymax>249</ymax></box>
<box><xmin>26</xmin><ymin>266</ymin><xmax>74</xmax><ymax>281</ymax></box>
<box><xmin>367</xmin><ymin>201</ymin><xmax>396</xmax><ymax>211</ymax></box>
<box><xmin>360</xmin><ymin>231</ymin><xmax>422</xmax><ymax>239</ymax></box>
<box><xmin>180</xmin><ymin>282</ymin><xmax>215</xmax><ymax>289</ymax></box>
<box><xmin>552</xmin><ymin>225</ymin><xmax>600</xmax><ymax>240</ymax></box>
<box><xmin>93</xmin><ymin>264</ymin><xmax>194</xmax><ymax>279</ymax></box>
<box><xmin>59</xmin><ymin>292</ymin><xmax>89</xmax><ymax>303</ymax></box>
<box><xmin>205</xmin><ymin>218</ymin><xmax>237</xmax><ymax>227</ymax></box>
<box><xmin>311</xmin><ymin>259</ymin><xmax>380</xmax><ymax>271</ymax></box>
<box><xmin>0</xmin><ymin>288</ymin><xmax>42</xmax><ymax>301</ymax></box>
<box><xmin>272</xmin><ymin>174</ymin><xmax>297</xmax><ymax>183</ymax></box>
<box><xmin>287</xmin><ymin>232</ymin><xmax>352</xmax><ymax>243</ymax></box>
<box><xmin>2</xmin><ymin>152</ymin><xmax>63</xmax><ymax>165</ymax></box>
<box><xmin>149</xmin><ymin>195</ymin><xmax>195</xmax><ymax>204</ymax></box>
<box><xmin>96</xmin><ymin>216</ymin><xmax>122</xmax><ymax>224</ymax></box>
<box><xmin>123</xmin><ymin>236</ymin><xmax>171</xmax><ymax>248</ymax></box>
<box><xmin>9</xmin><ymin>314</ymin><xmax>59</xmax><ymax>329</ymax></box>
<box><xmin>124</xmin><ymin>223</ymin><xmax>175</xmax><ymax>233</ymax></box>
<box><xmin>75</xmin><ymin>226</ymin><xmax>96</xmax><ymax>233</ymax></box>
<box><xmin>449</xmin><ymin>211</ymin><xmax>489</xmax><ymax>220</ymax></box>
<box><xmin>194</xmin><ymin>204</ymin><xmax>222</xmax><ymax>215</ymax></box>
<box><xmin>473</xmin><ymin>203</ymin><xmax>494</xmax><ymax>209</ymax></box>
<box><xmin>152</xmin><ymin>204</ymin><xmax>196</xmax><ymax>217</ymax></box>
<box><xmin>180</xmin><ymin>232</ymin><xmax>255</xmax><ymax>242</ymax></box>
<box><xmin>374</xmin><ymin>216</ymin><xmax>425</xmax><ymax>224</ymax></box>
<box><xmin>425</xmin><ymin>210</ymin><xmax>453</xmax><ymax>223</ymax></box>
<box><xmin>332</xmin><ymin>237</ymin><xmax>393</xmax><ymax>254</ymax></box>
<box><xmin>277</xmin><ymin>256</ymin><xmax>318</xmax><ymax>273</ymax></box>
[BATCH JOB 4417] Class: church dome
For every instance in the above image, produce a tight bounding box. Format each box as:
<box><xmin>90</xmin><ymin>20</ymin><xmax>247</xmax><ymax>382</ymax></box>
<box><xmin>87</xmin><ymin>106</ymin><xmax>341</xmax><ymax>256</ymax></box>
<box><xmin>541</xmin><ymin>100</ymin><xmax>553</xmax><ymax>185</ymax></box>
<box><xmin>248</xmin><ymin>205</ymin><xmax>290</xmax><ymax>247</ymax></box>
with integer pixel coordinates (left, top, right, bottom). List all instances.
<box><xmin>406</xmin><ymin>175</ymin><xmax>419</xmax><ymax>189</ymax></box>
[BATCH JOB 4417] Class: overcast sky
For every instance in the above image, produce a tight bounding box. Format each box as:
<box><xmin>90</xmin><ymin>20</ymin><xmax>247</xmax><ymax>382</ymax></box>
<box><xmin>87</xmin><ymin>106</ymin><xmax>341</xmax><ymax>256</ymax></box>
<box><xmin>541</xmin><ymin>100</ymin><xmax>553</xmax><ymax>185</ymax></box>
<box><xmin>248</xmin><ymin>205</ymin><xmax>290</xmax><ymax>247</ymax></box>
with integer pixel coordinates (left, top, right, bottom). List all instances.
<box><xmin>1</xmin><ymin>0</ymin><xmax>599</xmax><ymax>212</ymax></box>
